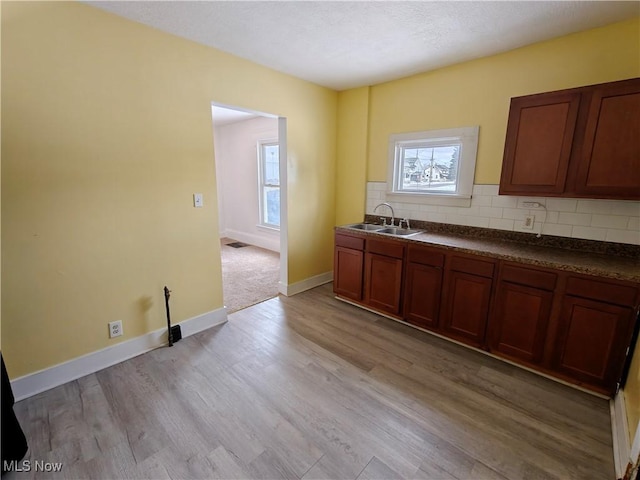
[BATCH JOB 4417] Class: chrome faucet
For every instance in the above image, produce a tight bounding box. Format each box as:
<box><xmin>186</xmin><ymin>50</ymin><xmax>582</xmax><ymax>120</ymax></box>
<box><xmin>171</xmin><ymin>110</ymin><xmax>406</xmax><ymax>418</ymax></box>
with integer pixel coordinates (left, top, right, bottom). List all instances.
<box><xmin>373</xmin><ymin>202</ymin><xmax>395</xmax><ymax>227</ymax></box>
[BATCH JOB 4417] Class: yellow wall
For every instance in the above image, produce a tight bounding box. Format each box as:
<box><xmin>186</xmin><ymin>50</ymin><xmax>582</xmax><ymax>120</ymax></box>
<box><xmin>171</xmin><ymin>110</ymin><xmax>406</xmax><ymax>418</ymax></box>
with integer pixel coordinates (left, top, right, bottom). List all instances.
<box><xmin>1</xmin><ymin>1</ymin><xmax>336</xmax><ymax>378</ymax></box>
<box><xmin>626</xmin><ymin>338</ymin><xmax>640</xmax><ymax>445</ymax></box>
<box><xmin>364</xmin><ymin>17</ymin><xmax>640</xmax><ymax>184</ymax></box>
<box><xmin>334</xmin><ymin>18</ymin><xmax>640</xmax><ymax>223</ymax></box>
<box><xmin>335</xmin><ymin>87</ymin><xmax>370</xmax><ymax>225</ymax></box>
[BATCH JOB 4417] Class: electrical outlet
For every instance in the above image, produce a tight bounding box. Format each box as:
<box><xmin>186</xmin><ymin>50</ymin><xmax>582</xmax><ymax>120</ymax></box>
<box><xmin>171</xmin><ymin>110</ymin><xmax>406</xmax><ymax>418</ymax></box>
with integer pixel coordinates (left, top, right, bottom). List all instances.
<box><xmin>523</xmin><ymin>215</ymin><xmax>535</xmax><ymax>230</ymax></box>
<box><xmin>109</xmin><ymin>320</ymin><xmax>123</xmax><ymax>338</ymax></box>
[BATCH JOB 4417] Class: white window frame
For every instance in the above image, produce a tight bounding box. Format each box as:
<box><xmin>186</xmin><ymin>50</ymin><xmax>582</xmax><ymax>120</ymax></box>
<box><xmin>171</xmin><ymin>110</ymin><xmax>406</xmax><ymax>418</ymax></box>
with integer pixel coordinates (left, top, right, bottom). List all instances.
<box><xmin>386</xmin><ymin>126</ymin><xmax>479</xmax><ymax>207</ymax></box>
<box><xmin>257</xmin><ymin>139</ymin><xmax>280</xmax><ymax>230</ymax></box>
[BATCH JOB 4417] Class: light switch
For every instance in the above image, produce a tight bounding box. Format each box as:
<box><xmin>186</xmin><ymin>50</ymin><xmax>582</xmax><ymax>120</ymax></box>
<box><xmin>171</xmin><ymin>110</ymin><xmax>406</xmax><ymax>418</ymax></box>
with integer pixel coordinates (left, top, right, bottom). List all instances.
<box><xmin>193</xmin><ymin>193</ymin><xmax>203</xmax><ymax>208</ymax></box>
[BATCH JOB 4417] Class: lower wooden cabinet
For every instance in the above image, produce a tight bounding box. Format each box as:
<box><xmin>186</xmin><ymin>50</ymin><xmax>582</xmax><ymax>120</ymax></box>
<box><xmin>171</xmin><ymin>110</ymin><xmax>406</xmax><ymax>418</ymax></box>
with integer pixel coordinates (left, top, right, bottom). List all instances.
<box><xmin>553</xmin><ymin>296</ymin><xmax>633</xmax><ymax>393</ymax></box>
<box><xmin>333</xmin><ymin>233</ymin><xmax>364</xmax><ymax>301</ymax></box>
<box><xmin>403</xmin><ymin>245</ymin><xmax>444</xmax><ymax>329</ymax></box>
<box><xmin>552</xmin><ymin>277</ymin><xmax>638</xmax><ymax>393</ymax></box>
<box><xmin>441</xmin><ymin>255</ymin><xmax>495</xmax><ymax>348</ymax></box>
<box><xmin>364</xmin><ymin>238</ymin><xmax>405</xmax><ymax>315</ymax></box>
<box><xmin>333</xmin><ymin>230</ymin><xmax>639</xmax><ymax>396</ymax></box>
<box><xmin>489</xmin><ymin>264</ymin><xmax>557</xmax><ymax>365</ymax></box>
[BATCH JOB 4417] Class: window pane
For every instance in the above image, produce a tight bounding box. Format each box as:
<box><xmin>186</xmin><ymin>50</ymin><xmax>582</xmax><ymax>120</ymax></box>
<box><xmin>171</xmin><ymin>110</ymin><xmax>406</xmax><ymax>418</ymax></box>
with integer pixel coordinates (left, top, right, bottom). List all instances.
<box><xmin>263</xmin><ymin>186</ymin><xmax>280</xmax><ymax>226</ymax></box>
<box><xmin>258</xmin><ymin>141</ymin><xmax>280</xmax><ymax>228</ymax></box>
<box><xmin>400</xmin><ymin>144</ymin><xmax>460</xmax><ymax>192</ymax></box>
<box><xmin>264</xmin><ymin>145</ymin><xmax>279</xmax><ymax>186</ymax></box>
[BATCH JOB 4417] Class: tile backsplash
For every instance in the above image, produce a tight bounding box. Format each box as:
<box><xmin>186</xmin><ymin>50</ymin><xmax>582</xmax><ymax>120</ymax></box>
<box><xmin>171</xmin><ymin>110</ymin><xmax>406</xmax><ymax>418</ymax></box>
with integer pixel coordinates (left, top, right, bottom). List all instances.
<box><xmin>366</xmin><ymin>182</ymin><xmax>640</xmax><ymax>245</ymax></box>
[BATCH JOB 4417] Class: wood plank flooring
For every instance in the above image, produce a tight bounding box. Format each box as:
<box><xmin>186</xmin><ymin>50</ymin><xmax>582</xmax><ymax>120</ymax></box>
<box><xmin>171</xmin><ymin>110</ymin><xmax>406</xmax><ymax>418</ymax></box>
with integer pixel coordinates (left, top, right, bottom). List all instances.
<box><xmin>9</xmin><ymin>283</ymin><xmax>614</xmax><ymax>479</ymax></box>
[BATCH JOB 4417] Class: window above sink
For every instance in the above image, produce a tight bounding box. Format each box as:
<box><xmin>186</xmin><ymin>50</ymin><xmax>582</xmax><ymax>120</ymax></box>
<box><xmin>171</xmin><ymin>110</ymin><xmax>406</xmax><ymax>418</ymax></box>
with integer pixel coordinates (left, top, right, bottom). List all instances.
<box><xmin>386</xmin><ymin>126</ymin><xmax>479</xmax><ymax>208</ymax></box>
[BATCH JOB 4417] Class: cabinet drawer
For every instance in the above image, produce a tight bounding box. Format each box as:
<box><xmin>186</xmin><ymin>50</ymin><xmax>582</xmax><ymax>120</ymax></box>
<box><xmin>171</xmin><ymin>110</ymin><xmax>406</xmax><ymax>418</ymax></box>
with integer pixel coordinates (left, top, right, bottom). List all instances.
<box><xmin>450</xmin><ymin>255</ymin><xmax>495</xmax><ymax>278</ymax></box>
<box><xmin>366</xmin><ymin>238</ymin><xmax>404</xmax><ymax>259</ymax></box>
<box><xmin>501</xmin><ymin>264</ymin><xmax>557</xmax><ymax>291</ymax></box>
<box><xmin>566</xmin><ymin>277</ymin><xmax>637</xmax><ymax>307</ymax></box>
<box><xmin>335</xmin><ymin>233</ymin><xmax>364</xmax><ymax>251</ymax></box>
<box><xmin>407</xmin><ymin>245</ymin><xmax>445</xmax><ymax>268</ymax></box>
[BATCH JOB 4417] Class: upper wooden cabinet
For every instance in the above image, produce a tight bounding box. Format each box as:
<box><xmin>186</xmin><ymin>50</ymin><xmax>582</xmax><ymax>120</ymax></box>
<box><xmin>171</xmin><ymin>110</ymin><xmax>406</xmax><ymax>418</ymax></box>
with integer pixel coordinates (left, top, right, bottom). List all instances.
<box><xmin>500</xmin><ymin>91</ymin><xmax>581</xmax><ymax>195</ymax></box>
<box><xmin>499</xmin><ymin>78</ymin><xmax>640</xmax><ymax>200</ymax></box>
<box><xmin>574</xmin><ymin>81</ymin><xmax>640</xmax><ymax>197</ymax></box>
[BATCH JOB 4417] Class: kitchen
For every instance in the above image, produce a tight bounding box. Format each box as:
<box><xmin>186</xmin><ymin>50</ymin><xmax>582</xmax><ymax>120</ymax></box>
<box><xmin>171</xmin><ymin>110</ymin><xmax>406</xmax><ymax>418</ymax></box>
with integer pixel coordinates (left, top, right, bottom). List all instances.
<box><xmin>1</xmin><ymin>2</ymin><xmax>639</xmax><ymax>478</ymax></box>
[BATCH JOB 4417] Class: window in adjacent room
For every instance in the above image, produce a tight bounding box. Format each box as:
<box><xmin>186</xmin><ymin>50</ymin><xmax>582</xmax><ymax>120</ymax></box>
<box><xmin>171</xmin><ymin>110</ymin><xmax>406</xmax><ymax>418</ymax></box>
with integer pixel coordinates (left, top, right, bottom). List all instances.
<box><xmin>258</xmin><ymin>140</ymin><xmax>280</xmax><ymax>228</ymax></box>
<box><xmin>387</xmin><ymin>126</ymin><xmax>479</xmax><ymax>207</ymax></box>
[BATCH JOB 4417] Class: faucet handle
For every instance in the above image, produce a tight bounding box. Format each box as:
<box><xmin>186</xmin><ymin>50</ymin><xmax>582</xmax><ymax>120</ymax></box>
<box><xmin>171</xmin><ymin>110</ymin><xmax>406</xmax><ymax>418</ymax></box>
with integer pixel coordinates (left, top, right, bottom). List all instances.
<box><xmin>379</xmin><ymin>217</ymin><xmax>387</xmax><ymax>226</ymax></box>
<box><xmin>401</xmin><ymin>218</ymin><xmax>411</xmax><ymax>229</ymax></box>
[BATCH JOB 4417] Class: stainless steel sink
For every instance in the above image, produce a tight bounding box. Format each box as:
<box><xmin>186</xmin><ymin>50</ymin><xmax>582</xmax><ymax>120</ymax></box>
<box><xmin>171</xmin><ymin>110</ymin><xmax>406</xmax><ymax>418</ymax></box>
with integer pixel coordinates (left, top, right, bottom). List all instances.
<box><xmin>377</xmin><ymin>227</ymin><xmax>423</xmax><ymax>236</ymax></box>
<box><xmin>343</xmin><ymin>223</ymin><xmax>422</xmax><ymax>236</ymax></box>
<box><xmin>346</xmin><ymin>223</ymin><xmax>385</xmax><ymax>231</ymax></box>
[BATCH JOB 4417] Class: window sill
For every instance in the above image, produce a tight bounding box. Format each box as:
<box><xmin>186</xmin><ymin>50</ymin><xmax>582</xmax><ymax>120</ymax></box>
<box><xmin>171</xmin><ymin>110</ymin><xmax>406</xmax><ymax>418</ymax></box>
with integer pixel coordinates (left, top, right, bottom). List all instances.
<box><xmin>257</xmin><ymin>224</ymin><xmax>280</xmax><ymax>233</ymax></box>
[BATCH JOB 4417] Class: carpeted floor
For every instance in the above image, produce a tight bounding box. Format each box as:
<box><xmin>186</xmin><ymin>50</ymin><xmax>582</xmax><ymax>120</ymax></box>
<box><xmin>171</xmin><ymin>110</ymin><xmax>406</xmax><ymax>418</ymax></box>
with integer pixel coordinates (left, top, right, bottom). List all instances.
<box><xmin>220</xmin><ymin>238</ymin><xmax>280</xmax><ymax>313</ymax></box>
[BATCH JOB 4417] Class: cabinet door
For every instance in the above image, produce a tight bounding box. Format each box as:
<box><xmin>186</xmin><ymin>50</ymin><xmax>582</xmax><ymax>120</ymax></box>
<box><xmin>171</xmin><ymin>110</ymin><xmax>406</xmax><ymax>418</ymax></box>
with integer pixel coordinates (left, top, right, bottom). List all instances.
<box><xmin>364</xmin><ymin>253</ymin><xmax>403</xmax><ymax>315</ymax></box>
<box><xmin>334</xmin><ymin>246</ymin><xmax>364</xmax><ymax>301</ymax></box>
<box><xmin>490</xmin><ymin>282</ymin><xmax>553</xmax><ymax>365</ymax></box>
<box><xmin>574</xmin><ymin>79</ymin><xmax>640</xmax><ymax>199</ymax></box>
<box><xmin>403</xmin><ymin>262</ymin><xmax>443</xmax><ymax>330</ymax></box>
<box><xmin>553</xmin><ymin>296</ymin><xmax>635</xmax><ymax>394</ymax></box>
<box><xmin>441</xmin><ymin>271</ymin><xmax>493</xmax><ymax>347</ymax></box>
<box><xmin>499</xmin><ymin>91</ymin><xmax>581</xmax><ymax>195</ymax></box>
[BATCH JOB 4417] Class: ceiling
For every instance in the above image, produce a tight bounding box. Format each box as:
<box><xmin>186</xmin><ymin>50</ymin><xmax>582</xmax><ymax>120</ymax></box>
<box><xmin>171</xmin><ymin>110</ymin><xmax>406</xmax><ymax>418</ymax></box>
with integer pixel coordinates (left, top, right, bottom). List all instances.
<box><xmin>210</xmin><ymin>105</ymin><xmax>259</xmax><ymax>126</ymax></box>
<box><xmin>88</xmin><ymin>1</ymin><xmax>639</xmax><ymax>91</ymax></box>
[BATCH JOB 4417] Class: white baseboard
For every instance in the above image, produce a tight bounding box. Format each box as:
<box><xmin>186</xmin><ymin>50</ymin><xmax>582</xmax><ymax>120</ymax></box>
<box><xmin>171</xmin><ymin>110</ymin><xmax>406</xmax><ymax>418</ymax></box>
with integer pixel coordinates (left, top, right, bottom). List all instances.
<box><xmin>10</xmin><ymin>308</ymin><xmax>228</xmax><ymax>402</ymax></box>
<box><xmin>222</xmin><ymin>229</ymin><xmax>280</xmax><ymax>253</ymax></box>
<box><xmin>611</xmin><ymin>392</ymin><xmax>631</xmax><ymax>480</ymax></box>
<box><xmin>282</xmin><ymin>272</ymin><xmax>333</xmax><ymax>296</ymax></box>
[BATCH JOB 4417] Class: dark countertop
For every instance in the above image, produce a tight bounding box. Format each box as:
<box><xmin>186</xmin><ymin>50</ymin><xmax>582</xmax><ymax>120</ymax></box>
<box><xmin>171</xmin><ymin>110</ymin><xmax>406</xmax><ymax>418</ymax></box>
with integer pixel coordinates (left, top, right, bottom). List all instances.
<box><xmin>336</xmin><ymin>220</ymin><xmax>640</xmax><ymax>283</ymax></box>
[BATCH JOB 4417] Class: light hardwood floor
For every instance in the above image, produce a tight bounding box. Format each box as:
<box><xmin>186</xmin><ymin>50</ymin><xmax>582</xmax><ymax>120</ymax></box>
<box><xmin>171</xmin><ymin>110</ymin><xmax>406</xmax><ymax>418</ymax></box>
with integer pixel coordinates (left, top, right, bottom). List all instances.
<box><xmin>10</xmin><ymin>283</ymin><xmax>614</xmax><ymax>479</ymax></box>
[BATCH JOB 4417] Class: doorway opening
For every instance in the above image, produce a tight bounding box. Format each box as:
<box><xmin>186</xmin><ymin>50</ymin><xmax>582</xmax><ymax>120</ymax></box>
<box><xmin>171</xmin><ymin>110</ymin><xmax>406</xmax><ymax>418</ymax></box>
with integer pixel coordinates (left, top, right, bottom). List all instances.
<box><xmin>211</xmin><ymin>103</ymin><xmax>287</xmax><ymax>313</ymax></box>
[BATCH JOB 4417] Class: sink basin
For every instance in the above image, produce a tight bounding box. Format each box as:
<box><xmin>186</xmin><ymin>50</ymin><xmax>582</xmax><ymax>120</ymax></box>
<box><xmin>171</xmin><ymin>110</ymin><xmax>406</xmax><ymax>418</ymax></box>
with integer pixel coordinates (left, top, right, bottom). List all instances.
<box><xmin>378</xmin><ymin>227</ymin><xmax>423</xmax><ymax>236</ymax></box>
<box><xmin>346</xmin><ymin>223</ymin><xmax>385</xmax><ymax>231</ymax></box>
<box><xmin>344</xmin><ymin>223</ymin><xmax>422</xmax><ymax>236</ymax></box>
